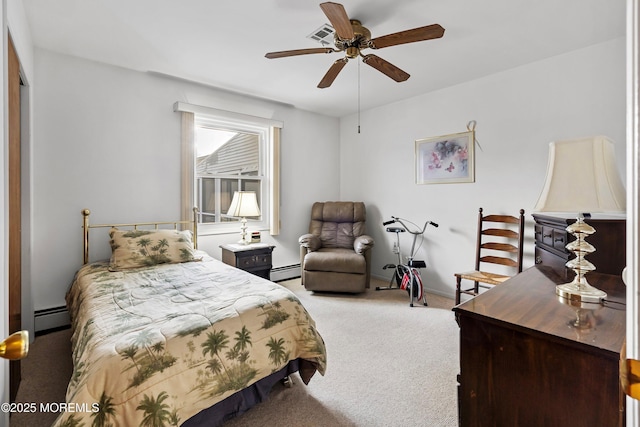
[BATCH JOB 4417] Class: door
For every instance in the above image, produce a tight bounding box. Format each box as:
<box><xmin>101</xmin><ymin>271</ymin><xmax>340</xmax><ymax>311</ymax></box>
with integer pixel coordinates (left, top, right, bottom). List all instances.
<box><xmin>8</xmin><ymin>33</ymin><xmax>22</xmax><ymax>402</ymax></box>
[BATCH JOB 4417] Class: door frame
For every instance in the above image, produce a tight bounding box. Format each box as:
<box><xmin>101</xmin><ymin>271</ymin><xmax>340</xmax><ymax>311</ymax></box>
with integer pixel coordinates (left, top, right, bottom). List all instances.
<box><xmin>626</xmin><ymin>0</ymin><xmax>640</xmax><ymax>424</ymax></box>
<box><xmin>7</xmin><ymin>30</ymin><xmax>21</xmax><ymax>403</ymax></box>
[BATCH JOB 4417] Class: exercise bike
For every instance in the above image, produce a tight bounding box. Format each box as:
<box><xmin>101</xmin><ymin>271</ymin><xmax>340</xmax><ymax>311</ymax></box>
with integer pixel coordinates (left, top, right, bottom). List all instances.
<box><xmin>376</xmin><ymin>216</ymin><xmax>439</xmax><ymax>307</ymax></box>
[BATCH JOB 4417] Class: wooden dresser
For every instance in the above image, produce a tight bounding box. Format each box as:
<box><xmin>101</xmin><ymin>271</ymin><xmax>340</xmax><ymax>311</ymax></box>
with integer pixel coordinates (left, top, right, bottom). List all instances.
<box><xmin>533</xmin><ymin>213</ymin><xmax>626</xmax><ymax>280</ymax></box>
<box><xmin>453</xmin><ymin>266</ymin><xmax>626</xmax><ymax>427</ymax></box>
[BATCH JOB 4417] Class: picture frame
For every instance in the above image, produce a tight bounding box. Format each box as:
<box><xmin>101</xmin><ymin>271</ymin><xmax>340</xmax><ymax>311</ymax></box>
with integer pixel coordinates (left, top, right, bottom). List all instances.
<box><xmin>415</xmin><ymin>130</ymin><xmax>475</xmax><ymax>184</ymax></box>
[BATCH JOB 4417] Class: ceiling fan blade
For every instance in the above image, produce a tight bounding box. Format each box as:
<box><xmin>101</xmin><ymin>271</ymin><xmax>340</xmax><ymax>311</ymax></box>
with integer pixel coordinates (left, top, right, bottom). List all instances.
<box><xmin>320</xmin><ymin>2</ymin><xmax>355</xmax><ymax>40</ymax></box>
<box><xmin>265</xmin><ymin>47</ymin><xmax>336</xmax><ymax>59</ymax></box>
<box><xmin>318</xmin><ymin>58</ymin><xmax>348</xmax><ymax>88</ymax></box>
<box><xmin>369</xmin><ymin>24</ymin><xmax>445</xmax><ymax>49</ymax></box>
<box><xmin>361</xmin><ymin>54</ymin><xmax>410</xmax><ymax>82</ymax></box>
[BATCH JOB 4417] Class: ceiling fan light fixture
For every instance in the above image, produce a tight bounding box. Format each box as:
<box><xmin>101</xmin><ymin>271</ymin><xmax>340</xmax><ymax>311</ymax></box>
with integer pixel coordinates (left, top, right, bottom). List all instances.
<box><xmin>346</xmin><ymin>46</ymin><xmax>359</xmax><ymax>58</ymax></box>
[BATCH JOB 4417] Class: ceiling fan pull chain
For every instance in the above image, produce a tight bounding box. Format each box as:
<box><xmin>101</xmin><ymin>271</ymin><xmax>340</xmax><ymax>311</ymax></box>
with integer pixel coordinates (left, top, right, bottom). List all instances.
<box><xmin>467</xmin><ymin>120</ymin><xmax>483</xmax><ymax>151</ymax></box>
<box><xmin>358</xmin><ymin>59</ymin><xmax>361</xmax><ymax>134</ymax></box>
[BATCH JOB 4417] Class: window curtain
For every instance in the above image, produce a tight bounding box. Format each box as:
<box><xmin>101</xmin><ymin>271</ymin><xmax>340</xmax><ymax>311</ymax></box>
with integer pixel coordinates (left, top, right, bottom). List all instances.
<box><xmin>270</xmin><ymin>126</ymin><xmax>281</xmax><ymax>235</ymax></box>
<box><xmin>180</xmin><ymin>111</ymin><xmax>196</xmax><ymax>225</ymax></box>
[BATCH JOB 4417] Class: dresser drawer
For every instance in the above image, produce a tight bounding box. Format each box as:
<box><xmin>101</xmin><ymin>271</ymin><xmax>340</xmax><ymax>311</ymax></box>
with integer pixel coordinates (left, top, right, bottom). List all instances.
<box><xmin>532</xmin><ymin>213</ymin><xmax>625</xmax><ymax>277</ymax></box>
<box><xmin>237</xmin><ymin>253</ymin><xmax>272</xmax><ymax>269</ymax></box>
<box><xmin>552</xmin><ymin>229</ymin><xmax>568</xmax><ymax>251</ymax></box>
<box><xmin>534</xmin><ymin>224</ymin><xmax>542</xmax><ymax>242</ymax></box>
<box><xmin>220</xmin><ymin>244</ymin><xmax>275</xmax><ymax>280</ymax></box>
<box><xmin>536</xmin><ymin>223</ymin><xmax>569</xmax><ymax>252</ymax></box>
<box><xmin>535</xmin><ymin>247</ymin><xmax>571</xmax><ymax>280</ymax></box>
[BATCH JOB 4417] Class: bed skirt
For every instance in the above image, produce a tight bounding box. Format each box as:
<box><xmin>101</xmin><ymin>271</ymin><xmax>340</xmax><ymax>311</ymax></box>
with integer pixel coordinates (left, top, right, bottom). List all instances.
<box><xmin>183</xmin><ymin>358</ymin><xmax>303</xmax><ymax>426</ymax></box>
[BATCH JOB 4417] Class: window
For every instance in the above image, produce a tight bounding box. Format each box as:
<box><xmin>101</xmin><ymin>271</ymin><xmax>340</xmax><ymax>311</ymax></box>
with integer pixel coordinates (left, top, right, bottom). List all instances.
<box><xmin>175</xmin><ymin>102</ymin><xmax>281</xmax><ymax>236</ymax></box>
<box><xmin>195</xmin><ymin>127</ymin><xmax>261</xmax><ymax>224</ymax></box>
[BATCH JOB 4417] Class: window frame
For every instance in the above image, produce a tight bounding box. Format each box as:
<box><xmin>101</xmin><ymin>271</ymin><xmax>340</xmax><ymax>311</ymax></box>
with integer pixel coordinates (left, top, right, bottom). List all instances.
<box><xmin>175</xmin><ymin>102</ymin><xmax>281</xmax><ymax>237</ymax></box>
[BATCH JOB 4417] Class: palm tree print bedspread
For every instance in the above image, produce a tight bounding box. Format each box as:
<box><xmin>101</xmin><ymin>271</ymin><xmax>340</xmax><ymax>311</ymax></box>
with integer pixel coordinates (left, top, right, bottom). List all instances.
<box><xmin>54</xmin><ymin>253</ymin><xmax>326</xmax><ymax>426</ymax></box>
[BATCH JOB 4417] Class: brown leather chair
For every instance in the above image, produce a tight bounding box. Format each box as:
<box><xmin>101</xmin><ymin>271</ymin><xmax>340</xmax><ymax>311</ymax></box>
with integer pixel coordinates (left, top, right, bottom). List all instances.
<box><xmin>299</xmin><ymin>201</ymin><xmax>374</xmax><ymax>293</ymax></box>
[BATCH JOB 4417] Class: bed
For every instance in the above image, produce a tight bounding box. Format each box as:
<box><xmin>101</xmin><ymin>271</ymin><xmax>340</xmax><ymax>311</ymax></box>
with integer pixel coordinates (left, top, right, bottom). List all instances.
<box><xmin>52</xmin><ymin>209</ymin><xmax>326</xmax><ymax>426</ymax></box>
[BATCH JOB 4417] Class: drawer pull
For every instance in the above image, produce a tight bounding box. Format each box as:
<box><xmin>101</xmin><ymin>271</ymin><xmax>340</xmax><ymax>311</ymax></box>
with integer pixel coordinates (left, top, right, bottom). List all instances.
<box><xmin>554</xmin><ymin>237</ymin><xmax>564</xmax><ymax>243</ymax></box>
<box><xmin>543</xmin><ymin>233</ymin><xmax>552</xmax><ymax>238</ymax></box>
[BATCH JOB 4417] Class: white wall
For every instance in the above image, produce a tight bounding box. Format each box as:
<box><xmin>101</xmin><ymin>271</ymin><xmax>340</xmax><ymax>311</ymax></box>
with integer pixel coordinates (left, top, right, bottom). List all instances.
<box><xmin>31</xmin><ymin>49</ymin><xmax>340</xmax><ymax>311</ymax></box>
<box><xmin>340</xmin><ymin>38</ymin><xmax>626</xmax><ymax>299</ymax></box>
<box><xmin>29</xmin><ymin>36</ymin><xmax>627</xmax><ymax>309</ymax></box>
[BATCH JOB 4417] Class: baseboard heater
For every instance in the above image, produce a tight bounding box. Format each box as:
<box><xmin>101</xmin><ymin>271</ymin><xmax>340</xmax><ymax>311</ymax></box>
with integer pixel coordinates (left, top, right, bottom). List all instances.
<box><xmin>271</xmin><ymin>264</ymin><xmax>301</xmax><ymax>282</ymax></box>
<box><xmin>34</xmin><ymin>306</ymin><xmax>70</xmax><ymax>332</ymax></box>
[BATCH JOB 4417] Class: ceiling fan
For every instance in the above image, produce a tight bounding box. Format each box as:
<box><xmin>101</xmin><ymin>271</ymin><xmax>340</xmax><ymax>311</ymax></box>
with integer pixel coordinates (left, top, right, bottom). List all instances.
<box><xmin>265</xmin><ymin>2</ymin><xmax>445</xmax><ymax>89</ymax></box>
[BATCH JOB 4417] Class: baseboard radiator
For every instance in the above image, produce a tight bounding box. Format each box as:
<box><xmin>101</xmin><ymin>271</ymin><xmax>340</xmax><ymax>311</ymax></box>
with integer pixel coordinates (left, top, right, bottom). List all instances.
<box><xmin>271</xmin><ymin>264</ymin><xmax>301</xmax><ymax>282</ymax></box>
<box><xmin>34</xmin><ymin>306</ymin><xmax>70</xmax><ymax>332</ymax></box>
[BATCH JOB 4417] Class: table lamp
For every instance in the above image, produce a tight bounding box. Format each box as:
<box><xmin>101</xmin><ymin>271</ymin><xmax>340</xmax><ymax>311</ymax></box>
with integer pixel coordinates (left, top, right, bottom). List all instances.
<box><xmin>227</xmin><ymin>191</ymin><xmax>261</xmax><ymax>244</ymax></box>
<box><xmin>534</xmin><ymin>136</ymin><xmax>626</xmax><ymax>303</ymax></box>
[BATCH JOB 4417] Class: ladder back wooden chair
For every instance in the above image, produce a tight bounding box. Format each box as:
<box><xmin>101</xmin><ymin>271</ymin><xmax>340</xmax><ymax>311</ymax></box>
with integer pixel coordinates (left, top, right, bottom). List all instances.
<box><xmin>455</xmin><ymin>207</ymin><xmax>525</xmax><ymax>305</ymax></box>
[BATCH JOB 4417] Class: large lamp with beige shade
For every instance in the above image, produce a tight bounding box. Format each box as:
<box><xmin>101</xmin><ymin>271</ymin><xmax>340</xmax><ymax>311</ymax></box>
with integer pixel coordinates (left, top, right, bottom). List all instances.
<box><xmin>534</xmin><ymin>136</ymin><xmax>626</xmax><ymax>303</ymax></box>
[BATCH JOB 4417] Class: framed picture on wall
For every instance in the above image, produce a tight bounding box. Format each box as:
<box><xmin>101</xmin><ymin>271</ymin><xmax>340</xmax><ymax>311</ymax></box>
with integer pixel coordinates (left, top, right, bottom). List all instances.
<box><xmin>415</xmin><ymin>130</ymin><xmax>475</xmax><ymax>184</ymax></box>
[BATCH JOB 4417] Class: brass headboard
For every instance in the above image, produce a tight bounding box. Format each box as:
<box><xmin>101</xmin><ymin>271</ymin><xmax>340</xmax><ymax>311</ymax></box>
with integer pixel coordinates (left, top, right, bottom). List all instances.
<box><xmin>82</xmin><ymin>207</ymin><xmax>199</xmax><ymax>264</ymax></box>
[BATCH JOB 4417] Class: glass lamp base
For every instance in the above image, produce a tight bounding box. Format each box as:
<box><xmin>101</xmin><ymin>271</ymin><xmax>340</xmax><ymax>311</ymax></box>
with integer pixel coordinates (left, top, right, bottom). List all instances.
<box><xmin>238</xmin><ymin>217</ymin><xmax>249</xmax><ymax>245</ymax></box>
<box><xmin>556</xmin><ymin>215</ymin><xmax>606</xmax><ymax>304</ymax></box>
<box><xmin>556</xmin><ymin>281</ymin><xmax>607</xmax><ymax>304</ymax></box>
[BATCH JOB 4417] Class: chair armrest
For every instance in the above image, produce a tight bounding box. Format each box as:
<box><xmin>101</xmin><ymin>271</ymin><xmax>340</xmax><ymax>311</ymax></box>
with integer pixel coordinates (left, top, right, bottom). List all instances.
<box><xmin>354</xmin><ymin>235</ymin><xmax>374</xmax><ymax>254</ymax></box>
<box><xmin>299</xmin><ymin>234</ymin><xmax>321</xmax><ymax>252</ymax></box>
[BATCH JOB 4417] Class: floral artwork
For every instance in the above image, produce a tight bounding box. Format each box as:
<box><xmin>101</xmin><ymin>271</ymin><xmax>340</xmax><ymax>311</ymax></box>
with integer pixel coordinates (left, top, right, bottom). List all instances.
<box><xmin>416</xmin><ymin>130</ymin><xmax>475</xmax><ymax>184</ymax></box>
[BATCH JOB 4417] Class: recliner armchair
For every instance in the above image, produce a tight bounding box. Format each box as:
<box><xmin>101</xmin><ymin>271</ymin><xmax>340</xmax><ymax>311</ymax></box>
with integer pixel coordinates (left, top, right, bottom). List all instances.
<box><xmin>299</xmin><ymin>201</ymin><xmax>374</xmax><ymax>293</ymax></box>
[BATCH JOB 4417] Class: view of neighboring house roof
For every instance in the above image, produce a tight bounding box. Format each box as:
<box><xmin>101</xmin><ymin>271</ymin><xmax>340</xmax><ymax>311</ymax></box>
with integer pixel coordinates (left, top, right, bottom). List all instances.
<box><xmin>196</xmin><ymin>132</ymin><xmax>259</xmax><ymax>176</ymax></box>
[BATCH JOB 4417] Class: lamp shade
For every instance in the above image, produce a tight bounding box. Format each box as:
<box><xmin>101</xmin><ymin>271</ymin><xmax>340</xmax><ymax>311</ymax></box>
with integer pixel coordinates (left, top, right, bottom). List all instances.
<box><xmin>227</xmin><ymin>191</ymin><xmax>261</xmax><ymax>217</ymax></box>
<box><xmin>534</xmin><ymin>136</ymin><xmax>626</xmax><ymax>213</ymax></box>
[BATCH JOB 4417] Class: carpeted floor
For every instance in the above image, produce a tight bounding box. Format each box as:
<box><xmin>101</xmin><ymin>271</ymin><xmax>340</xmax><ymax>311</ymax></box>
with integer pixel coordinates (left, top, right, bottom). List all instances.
<box><xmin>12</xmin><ymin>277</ymin><xmax>458</xmax><ymax>427</ymax></box>
<box><xmin>11</xmin><ymin>326</ymin><xmax>73</xmax><ymax>427</ymax></box>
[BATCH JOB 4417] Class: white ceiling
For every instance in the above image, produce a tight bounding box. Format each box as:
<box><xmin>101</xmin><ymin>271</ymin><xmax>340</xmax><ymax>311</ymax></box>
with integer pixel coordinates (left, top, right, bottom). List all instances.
<box><xmin>22</xmin><ymin>0</ymin><xmax>626</xmax><ymax>117</ymax></box>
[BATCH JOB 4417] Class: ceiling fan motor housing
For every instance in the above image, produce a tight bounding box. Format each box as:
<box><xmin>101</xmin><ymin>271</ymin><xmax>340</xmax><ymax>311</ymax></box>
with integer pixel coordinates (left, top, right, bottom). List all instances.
<box><xmin>334</xmin><ymin>19</ymin><xmax>371</xmax><ymax>56</ymax></box>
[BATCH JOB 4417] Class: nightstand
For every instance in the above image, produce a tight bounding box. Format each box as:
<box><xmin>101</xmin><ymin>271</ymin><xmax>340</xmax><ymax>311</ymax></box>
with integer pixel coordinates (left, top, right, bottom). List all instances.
<box><xmin>220</xmin><ymin>243</ymin><xmax>275</xmax><ymax>280</ymax></box>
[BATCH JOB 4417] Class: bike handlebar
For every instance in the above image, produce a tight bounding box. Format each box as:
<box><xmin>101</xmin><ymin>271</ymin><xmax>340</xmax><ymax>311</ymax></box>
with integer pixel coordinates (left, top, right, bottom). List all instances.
<box><xmin>383</xmin><ymin>216</ymin><xmax>439</xmax><ymax>233</ymax></box>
